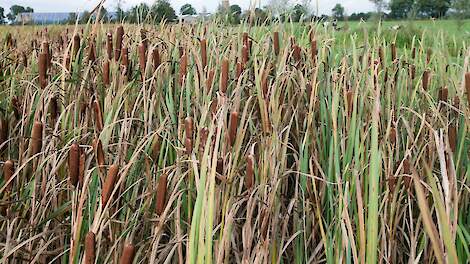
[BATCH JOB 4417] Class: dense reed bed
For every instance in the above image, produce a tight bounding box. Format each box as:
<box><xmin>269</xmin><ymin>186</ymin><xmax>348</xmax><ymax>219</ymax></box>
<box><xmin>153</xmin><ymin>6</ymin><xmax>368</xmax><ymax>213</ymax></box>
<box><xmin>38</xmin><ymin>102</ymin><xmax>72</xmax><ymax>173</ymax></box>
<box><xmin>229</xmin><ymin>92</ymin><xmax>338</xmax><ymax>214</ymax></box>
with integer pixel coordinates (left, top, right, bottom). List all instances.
<box><xmin>0</xmin><ymin>19</ymin><xmax>469</xmax><ymax>263</ymax></box>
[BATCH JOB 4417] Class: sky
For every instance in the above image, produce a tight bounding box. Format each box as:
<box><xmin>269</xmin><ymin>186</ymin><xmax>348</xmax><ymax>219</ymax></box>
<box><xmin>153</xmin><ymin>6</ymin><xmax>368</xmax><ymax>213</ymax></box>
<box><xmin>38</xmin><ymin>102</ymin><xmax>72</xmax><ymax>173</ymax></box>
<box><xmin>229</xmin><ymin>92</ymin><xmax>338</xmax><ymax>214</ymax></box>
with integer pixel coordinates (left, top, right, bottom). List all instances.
<box><xmin>0</xmin><ymin>0</ymin><xmax>376</xmax><ymax>15</ymax></box>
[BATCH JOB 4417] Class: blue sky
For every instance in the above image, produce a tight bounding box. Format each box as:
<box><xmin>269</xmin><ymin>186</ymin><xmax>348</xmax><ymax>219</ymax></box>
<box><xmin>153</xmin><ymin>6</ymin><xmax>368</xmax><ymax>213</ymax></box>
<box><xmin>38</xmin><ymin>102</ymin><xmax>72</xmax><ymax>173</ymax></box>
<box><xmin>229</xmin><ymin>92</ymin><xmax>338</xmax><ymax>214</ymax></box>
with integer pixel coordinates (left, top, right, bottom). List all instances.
<box><xmin>0</xmin><ymin>0</ymin><xmax>375</xmax><ymax>15</ymax></box>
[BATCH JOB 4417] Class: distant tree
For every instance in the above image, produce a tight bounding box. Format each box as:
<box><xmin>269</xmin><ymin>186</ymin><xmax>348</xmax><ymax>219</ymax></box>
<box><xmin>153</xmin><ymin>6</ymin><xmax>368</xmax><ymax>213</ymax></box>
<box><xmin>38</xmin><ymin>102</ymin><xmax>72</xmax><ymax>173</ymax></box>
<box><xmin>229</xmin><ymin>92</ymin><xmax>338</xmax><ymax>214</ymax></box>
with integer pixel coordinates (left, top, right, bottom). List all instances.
<box><xmin>369</xmin><ymin>0</ymin><xmax>386</xmax><ymax>13</ymax></box>
<box><xmin>66</xmin><ymin>12</ymin><xmax>78</xmax><ymax>24</ymax></box>
<box><xmin>229</xmin><ymin>4</ymin><xmax>242</xmax><ymax>24</ymax></box>
<box><xmin>7</xmin><ymin>5</ymin><xmax>34</xmax><ymax>23</ymax></box>
<box><xmin>389</xmin><ymin>0</ymin><xmax>415</xmax><ymax>19</ymax></box>
<box><xmin>332</xmin><ymin>3</ymin><xmax>345</xmax><ymax>20</ymax></box>
<box><xmin>127</xmin><ymin>3</ymin><xmax>151</xmax><ymax>23</ymax></box>
<box><xmin>416</xmin><ymin>0</ymin><xmax>450</xmax><ymax>18</ymax></box>
<box><xmin>0</xmin><ymin>7</ymin><xmax>5</xmax><ymax>24</ymax></box>
<box><xmin>95</xmin><ymin>7</ymin><xmax>109</xmax><ymax>22</ymax></box>
<box><xmin>452</xmin><ymin>0</ymin><xmax>470</xmax><ymax>19</ymax></box>
<box><xmin>80</xmin><ymin>11</ymin><xmax>91</xmax><ymax>23</ymax></box>
<box><xmin>291</xmin><ymin>4</ymin><xmax>307</xmax><ymax>22</ymax></box>
<box><xmin>152</xmin><ymin>0</ymin><xmax>177</xmax><ymax>23</ymax></box>
<box><xmin>180</xmin><ymin>4</ymin><xmax>196</xmax><ymax>15</ymax></box>
<box><xmin>349</xmin><ymin>12</ymin><xmax>372</xmax><ymax>21</ymax></box>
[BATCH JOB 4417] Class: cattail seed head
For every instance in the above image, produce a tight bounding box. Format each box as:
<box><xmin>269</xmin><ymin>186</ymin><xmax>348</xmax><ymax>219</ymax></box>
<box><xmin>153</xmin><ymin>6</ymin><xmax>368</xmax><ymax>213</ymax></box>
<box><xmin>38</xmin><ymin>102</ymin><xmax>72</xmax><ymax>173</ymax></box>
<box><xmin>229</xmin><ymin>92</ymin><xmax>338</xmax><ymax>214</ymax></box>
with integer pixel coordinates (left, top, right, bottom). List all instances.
<box><xmin>69</xmin><ymin>143</ymin><xmax>80</xmax><ymax>187</ymax></box>
<box><xmin>246</xmin><ymin>154</ymin><xmax>254</xmax><ymax>189</ymax></box>
<box><xmin>220</xmin><ymin>58</ymin><xmax>229</xmax><ymax>94</ymax></box>
<box><xmin>79</xmin><ymin>150</ymin><xmax>85</xmax><ymax>187</ymax></box>
<box><xmin>242</xmin><ymin>45</ymin><xmax>249</xmax><ymax>66</ymax></box>
<box><xmin>438</xmin><ymin>87</ymin><xmax>448</xmax><ymax>102</ymax></box>
<box><xmin>119</xmin><ymin>244</ymin><xmax>136</xmax><ymax>264</ymax></box>
<box><xmin>115</xmin><ymin>26</ymin><xmax>124</xmax><ymax>61</ymax></box>
<box><xmin>242</xmin><ymin>32</ymin><xmax>248</xmax><ymax>46</ymax></box>
<box><xmin>346</xmin><ymin>90</ymin><xmax>354</xmax><ymax>116</ymax></box>
<box><xmin>106</xmin><ymin>32</ymin><xmax>113</xmax><ymax>60</ymax></box>
<box><xmin>87</xmin><ymin>38</ymin><xmax>96</xmax><ymax>62</ymax></box>
<box><xmin>389</xmin><ymin>126</ymin><xmax>397</xmax><ymax>146</ymax></box>
<box><xmin>448</xmin><ymin>125</ymin><xmax>457</xmax><ymax>153</ymax></box>
<box><xmin>0</xmin><ymin>118</ymin><xmax>8</xmax><ymax>151</ymax></box>
<box><xmin>103</xmin><ymin>60</ymin><xmax>110</xmax><ymax>86</ymax></box>
<box><xmin>121</xmin><ymin>46</ymin><xmax>129</xmax><ymax>71</ymax></box>
<box><xmin>179</xmin><ymin>53</ymin><xmax>188</xmax><ymax>86</ymax></box>
<box><xmin>93</xmin><ymin>99</ymin><xmax>104</xmax><ymax>132</ymax></box>
<box><xmin>3</xmin><ymin>160</ymin><xmax>14</xmax><ymax>192</ymax></box>
<box><xmin>93</xmin><ymin>138</ymin><xmax>105</xmax><ymax>167</ymax></box>
<box><xmin>273</xmin><ymin>32</ymin><xmax>279</xmax><ymax>56</ymax></box>
<box><xmin>85</xmin><ymin>232</ymin><xmax>96</xmax><ymax>264</ymax></box>
<box><xmin>102</xmin><ymin>164</ymin><xmax>119</xmax><ymax>207</ymax></box>
<box><xmin>184</xmin><ymin>117</ymin><xmax>193</xmax><ymax>140</ymax></box>
<box><xmin>30</xmin><ymin>121</ymin><xmax>43</xmax><ymax>156</ymax></box>
<box><xmin>293</xmin><ymin>45</ymin><xmax>301</xmax><ymax>62</ymax></box>
<box><xmin>200</xmin><ymin>127</ymin><xmax>209</xmax><ymax>151</ymax></box>
<box><xmin>411</xmin><ymin>47</ymin><xmax>416</xmax><ymax>60</ymax></box>
<box><xmin>185</xmin><ymin>138</ymin><xmax>193</xmax><ymax>154</ymax></box>
<box><xmin>403</xmin><ymin>159</ymin><xmax>412</xmax><ymax>189</ymax></box>
<box><xmin>152</xmin><ymin>48</ymin><xmax>160</xmax><ymax>72</ymax></box>
<box><xmin>138</xmin><ymin>43</ymin><xmax>147</xmax><ymax>80</ymax></box>
<box><xmin>151</xmin><ymin>134</ymin><xmax>162</xmax><ymax>161</ymax></box>
<box><xmin>155</xmin><ymin>173</ymin><xmax>167</xmax><ymax>215</ymax></box>
<box><xmin>422</xmin><ymin>70</ymin><xmax>430</xmax><ymax>90</ymax></box>
<box><xmin>236</xmin><ymin>62</ymin><xmax>243</xmax><ymax>79</ymax></box>
<box><xmin>409</xmin><ymin>64</ymin><xmax>416</xmax><ymax>80</ymax></box>
<box><xmin>311</xmin><ymin>39</ymin><xmax>317</xmax><ymax>62</ymax></box>
<box><xmin>200</xmin><ymin>39</ymin><xmax>207</xmax><ymax>70</ymax></box>
<box><xmin>38</xmin><ymin>52</ymin><xmax>48</xmax><ymax>89</ymax></box>
<box><xmin>228</xmin><ymin>111</ymin><xmax>238</xmax><ymax>146</ymax></box>
<box><xmin>206</xmin><ymin>69</ymin><xmax>215</xmax><ymax>92</ymax></box>
<box><xmin>72</xmin><ymin>34</ymin><xmax>80</xmax><ymax>59</ymax></box>
<box><xmin>391</xmin><ymin>43</ymin><xmax>397</xmax><ymax>62</ymax></box>
<box><xmin>465</xmin><ymin>72</ymin><xmax>470</xmax><ymax>106</ymax></box>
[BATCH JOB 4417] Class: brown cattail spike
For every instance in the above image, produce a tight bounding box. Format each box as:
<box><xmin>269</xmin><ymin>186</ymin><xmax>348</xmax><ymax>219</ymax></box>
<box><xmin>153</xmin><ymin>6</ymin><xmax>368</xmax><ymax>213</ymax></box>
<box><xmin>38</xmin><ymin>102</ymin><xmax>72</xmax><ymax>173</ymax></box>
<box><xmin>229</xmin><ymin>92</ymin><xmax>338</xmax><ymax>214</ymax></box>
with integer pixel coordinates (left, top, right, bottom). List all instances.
<box><xmin>389</xmin><ymin>127</ymin><xmax>397</xmax><ymax>146</ymax></box>
<box><xmin>115</xmin><ymin>26</ymin><xmax>124</xmax><ymax>61</ymax></box>
<box><xmin>206</xmin><ymin>69</ymin><xmax>215</xmax><ymax>92</ymax></box>
<box><xmin>465</xmin><ymin>72</ymin><xmax>470</xmax><ymax>106</ymax></box>
<box><xmin>38</xmin><ymin>52</ymin><xmax>48</xmax><ymax>89</ymax></box>
<box><xmin>119</xmin><ymin>244</ymin><xmax>136</xmax><ymax>264</ymax></box>
<box><xmin>184</xmin><ymin>117</ymin><xmax>193</xmax><ymax>140</ymax></box>
<box><xmin>138</xmin><ymin>43</ymin><xmax>147</xmax><ymax>80</ymax></box>
<box><xmin>0</xmin><ymin>118</ymin><xmax>8</xmax><ymax>151</ymax></box>
<box><xmin>391</xmin><ymin>43</ymin><xmax>397</xmax><ymax>62</ymax></box>
<box><xmin>200</xmin><ymin>39</ymin><xmax>207</xmax><ymax>70</ymax></box>
<box><xmin>3</xmin><ymin>160</ymin><xmax>14</xmax><ymax>192</ymax></box>
<box><xmin>93</xmin><ymin>99</ymin><xmax>104</xmax><ymax>132</ymax></box>
<box><xmin>403</xmin><ymin>159</ymin><xmax>411</xmax><ymax>189</ymax></box>
<box><xmin>31</xmin><ymin>121</ymin><xmax>43</xmax><ymax>156</ymax></box>
<box><xmin>155</xmin><ymin>174</ymin><xmax>168</xmax><ymax>215</ymax></box>
<box><xmin>438</xmin><ymin>87</ymin><xmax>448</xmax><ymax>103</ymax></box>
<box><xmin>179</xmin><ymin>53</ymin><xmax>188</xmax><ymax>86</ymax></box>
<box><xmin>103</xmin><ymin>60</ymin><xmax>110</xmax><ymax>86</ymax></box>
<box><xmin>220</xmin><ymin>59</ymin><xmax>229</xmax><ymax>94</ymax></box>
<box><xmin>93</xmin><ymin>138</ymin><xmax>105</xmax><ymax>167</ymax></box>
<box><xmin>102</xmin><ymin>164</ymin><xmax>119</xmax><ymax>207</ymax></box>
<box><xmin>69</xmin><ymin>143</ymin><xmax>80</xmax><ymax>187</ymax></box>
<box><xmin>273</xmin><ymin>32</ymin><xmax>279</xmax><ymax>56</ymax></box>
<box><xmin>228</xmin><ymin>111</ymin><xmax>239</xmax><ymax>146</ymax></box>
<box><xmin>346</xmin><ymin>90</ymin><xmax>354</xmax><ymax>116</ymax></box>
<box><xmin>85</xmin><ymin>232</ymin><xmax>96</xmax><ymax>264</ymax></box>
<box><xmin>448</xmin><ymin>125</ymin><xmax>457</xmax><ymax>153</ymax></box>
<box><xmin>293</xmin><ymin>45</ymin><xmax>301</xmax><ymax>62</ymax></box>
<box><xmin>311</xmin><ymin>39</ymin><xmax>317</xmax><ymax>62</ymax></box>
<box><xmin>185</xmin><ymin>138</ymin><xmax>193</xmax><ymax>154</ymax></box>
<box><xmin>106</xmin><ymin>32</ymin><xmax>113</xmax><ymax>60</ymax></box>
<box><xmin>72</xmin><ymin>34</ymin><xmax>80</xmax><ymax>59</ymax></box>
<box><xmin>152</xmin><ymin>48</ymin><xmax>161</xmax><ymax>72</ymax></box>
<box><xmin>242</xmin><ymin>45</ymin><xmax>248</xmax><ymax>66</ymax></box>
<box><xmin>246</xmin><ymin>154</ymin><xmax>254</xmax><ymax>189</ymax></box>
<box><xmin>422</xmin><ymin>70</ymin><xmax>430</xmax><ymax>90</ymax></box>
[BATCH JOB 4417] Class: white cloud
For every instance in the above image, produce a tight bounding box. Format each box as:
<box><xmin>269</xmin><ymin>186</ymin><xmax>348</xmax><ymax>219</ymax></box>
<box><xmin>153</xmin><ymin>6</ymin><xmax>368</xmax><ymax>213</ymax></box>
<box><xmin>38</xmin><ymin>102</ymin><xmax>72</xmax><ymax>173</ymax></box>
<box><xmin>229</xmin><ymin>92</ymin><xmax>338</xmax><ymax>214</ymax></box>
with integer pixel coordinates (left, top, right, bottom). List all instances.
<box><xmin>0</xmin><ymin>0</ymin><xmax>375</xmax><ymax>15</ymax></box>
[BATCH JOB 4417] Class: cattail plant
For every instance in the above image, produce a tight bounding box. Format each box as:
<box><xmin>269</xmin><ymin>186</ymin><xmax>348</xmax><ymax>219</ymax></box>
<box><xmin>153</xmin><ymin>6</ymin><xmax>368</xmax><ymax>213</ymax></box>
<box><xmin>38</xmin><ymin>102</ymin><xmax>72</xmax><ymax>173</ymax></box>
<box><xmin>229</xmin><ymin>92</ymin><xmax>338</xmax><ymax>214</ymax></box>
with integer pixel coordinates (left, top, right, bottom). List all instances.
<box><xmin>185</xmin><ymin>117</ymin><xmax>193</xmax><ymax>140</ymax></box>
<box><xmin>93</xmin><ymin>137</ymin><xmax>105</xmax><ymax>167</ymax></box>
<box><xmin>3</xmin><ymin>160</ymin><xmax>14</xmax><ymax>192</ymax></box>
<box><xmin>102</xmin><ymin>164</ymin><xmax>119</xmax><ymax>207</ymax></box>
<box><xmin>273</xmin><ymin>32</ymin><xmax>279</xmax><ymax>56</ymax></box>
<box><xmin>69</xmin><ymin>143</ymin><xmax>80</xmax><ymax>187</ymax></box>
<box><xmin>115</xmin><ymin>25</ymin><xmax>124</xmax><ymax>61</ymax></box>
<box><xmin>220</xmin><ymin>58</ymin><xmax>229</xmax><ymax>94</ymax></box>
<box><xmin>155</xmin><ymin>173</ymin><xmax>167</xmax><ymax>215</ymax></box>
<box><xmin>38</xmin><ymin>52</ymin><xmax>48</xmax><ymax>89</ymax></box>
<box><xmin>246</xmin><ymin>154</ymin><xmax>254</xmax><ymax>189</ymax></box>
<box><xmin>93</xmin><ymin>99</ymin><xmax>104</xmax><ymax>132</ymax></box>
<box><xmin>30</xmin><ymin>121</ymin><xmax>43</xmax><ymax>156</ymax></box>
<box><xmin>85</xmin><ymin>231</ymin><xmax>95</xmax><ymax>264</ymax></box>
<box><xmin>119</xmin><ymin>243</ymin><xmax>136</xmax><ymax>264</ymax></box>
<box><xmin>106</xmin><ymin>32</ymin><xmax>113</xmax><ymax>60</ymax></box>
<box><xmin>228</xmin><ymin>111</ymin><xmax>238</xmax><ymax>146</ymax></box>
<box><xmin>438</xmin><ymin>87</ymin><xmax>448</xmax><ymax>102</ymax></box>
<box><xmin>200</xmin><ymin>38</ymin><xmax>207</xmax><ymax>70</ymax></box>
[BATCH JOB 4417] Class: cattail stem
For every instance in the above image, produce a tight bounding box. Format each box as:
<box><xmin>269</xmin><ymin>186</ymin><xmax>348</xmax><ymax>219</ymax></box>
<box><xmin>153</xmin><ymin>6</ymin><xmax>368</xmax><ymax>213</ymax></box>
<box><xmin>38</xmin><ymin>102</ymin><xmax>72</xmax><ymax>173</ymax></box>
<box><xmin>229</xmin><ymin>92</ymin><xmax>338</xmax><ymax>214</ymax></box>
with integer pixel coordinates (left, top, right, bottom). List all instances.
<box><xmin>156</xmin><ymin>173</ymin><xmax>168</xmax><ymax>215</ymax></box>
<box><xmin>102</xmin><ymin>164</ymin><xmax>119</xmax><ymax>207</ymax></box>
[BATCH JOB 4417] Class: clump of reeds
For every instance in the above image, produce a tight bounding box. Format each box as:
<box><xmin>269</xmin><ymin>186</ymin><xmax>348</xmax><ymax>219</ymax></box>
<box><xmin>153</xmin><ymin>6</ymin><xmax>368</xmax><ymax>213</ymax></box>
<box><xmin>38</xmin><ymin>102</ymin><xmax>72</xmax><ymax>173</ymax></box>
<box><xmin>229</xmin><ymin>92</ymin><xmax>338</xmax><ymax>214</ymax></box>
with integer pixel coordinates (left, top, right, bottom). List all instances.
<box><xmin>119</xmin><ymin>243</ymin><xmax>136</xmax><ymax>264</ymax></box>
<box><xmin>102</xmin><ymin>164</ymin><xmax>119</xmax><ymax>207</ymax></box>
<box><xmin>85</xmin><ymin>231</ymin><xmax>95</xmax><ymax>264</ymax></box>
<box><xmin>30</xmin><ymin>121</ymin><xmax>43</xmax><ymax>156</ymax></box>
<box><xmin>69</xmin><ymin>143</ymin><xmax>80</xmax><ymax>187</ymax></box>
<box><xmin>155</xmin><ymin>173</ymin><xmax>168</xmax><ymax>215</ymax></box>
